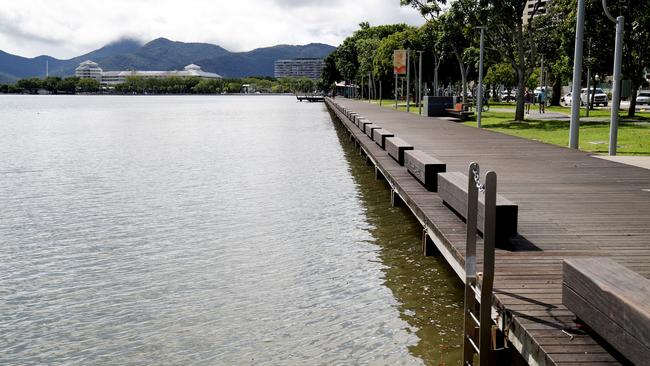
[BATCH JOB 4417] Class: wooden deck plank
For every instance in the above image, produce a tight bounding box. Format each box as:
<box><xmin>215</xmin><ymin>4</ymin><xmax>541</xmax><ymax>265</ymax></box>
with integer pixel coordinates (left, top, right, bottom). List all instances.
<box><xmin>326</xmin><ymin>99</ymin><xmax>649</xmax><ymax>366</ymax></box>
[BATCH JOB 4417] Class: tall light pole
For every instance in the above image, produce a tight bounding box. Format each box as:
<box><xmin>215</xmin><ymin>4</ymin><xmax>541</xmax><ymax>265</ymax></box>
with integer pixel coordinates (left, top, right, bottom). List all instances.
<box><xmin>406</xmin><ymin>49</ymin><xmax>411</xmax><ymax>112</ymax></box>
<box><xmin>395</xmin><ymin>73</ymin><xmax>398</xmax><ymax>109</ymax></box>
<box><xmin>539</xmin><ymin>55</ymin><xmax>544</xmax><ymax>91</ymax></box>
<box><xmin>603</xmin><ymin>0</ymin><xmax>624</xmax><ymax>156</ymax></box>
<box><xmin>418</xmin><ymin>50</ymin><xmax>424</xmax><ymax>115</ymax></box>
<box><xmin>569</xmin><ymin>0</ymin><xmax>586</xmax><ymax>149</ymax></box>
<box><xmin>585</xmin><ymin>38</ymin><xmax>592</xmax><ymax>117</ymax></box>
<box><xmin>477</xmin><ymin>27</ymin><xmax>487</xmax><ymax>128</ymax></box>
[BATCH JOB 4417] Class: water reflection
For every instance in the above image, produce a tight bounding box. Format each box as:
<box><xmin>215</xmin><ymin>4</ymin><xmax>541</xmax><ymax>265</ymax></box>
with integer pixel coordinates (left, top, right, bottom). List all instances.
<box><xmin>331</xmin><ymin>114</ymin><xmax>464</xmax><ymax>366</ymax></box>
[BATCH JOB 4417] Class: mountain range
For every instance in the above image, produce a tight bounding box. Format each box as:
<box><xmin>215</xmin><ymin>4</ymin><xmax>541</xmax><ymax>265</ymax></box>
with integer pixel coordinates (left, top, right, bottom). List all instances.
<box><xmin>0</xmin><ymin>38</ymin><xmax>336</xmax><ymax>82</ymax></box>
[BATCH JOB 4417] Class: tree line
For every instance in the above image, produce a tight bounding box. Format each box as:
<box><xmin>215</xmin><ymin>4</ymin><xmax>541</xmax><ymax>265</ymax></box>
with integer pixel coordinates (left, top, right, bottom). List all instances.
<box><xmin>321</xmin><ymin>0</ymin><xmax>650</xmax><ymax>120</ymax></box>
<box><xmin>1</xmin><ymin>75</ymin><xmax>323</xmax><ymax>95</ymax></box>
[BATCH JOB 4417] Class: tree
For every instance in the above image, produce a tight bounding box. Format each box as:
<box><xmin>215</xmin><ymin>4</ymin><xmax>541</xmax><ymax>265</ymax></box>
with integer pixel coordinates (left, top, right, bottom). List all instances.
<box><xmin>225</xmin><ymin>82</ymin><xmax>242</xmax><ymax>93</ymax></box>
<box><xmin>419</xmin><ymin>20</ymin><xmax>446</xmax><ymax>96</ymax></box>
<box><xmin>372</xmin><ymin>27</ymin><xmax>421</xmax><ymax>99</ymax></box>
<box><xmin>540</xmin><ymin>0</ymin><xmax>614</xmax><ymax>107</ymax></box>
<box><xmin>618</xmin><ymin>0</ymin><xmax>650</xmax><ymax>116</ymax></box>
<box><xmin>477</xmin><ymin>0</ymin><xmax>546</xmax><ymax>120</ymax></box>
<box><xmin>58</xmin><ymin>77</ymin><xmax>79</xmax><ymax>94</ymax></box>
<box><xmin>327</xmin><ymin>22</ymin><xmax>412</xmax><ymax>97</ymax></box>
<box><xmin>321</xmin><ymin>51</ymin><xmax>342</xmax><ymax>88</ymax></box>
<box><xmin>43</xmin><ymin>77</ymin><xmax>62</xmax><ymax>93</ymax></box>
<box><xmin>484</xmin><ymin>62</ymin><xmax>517</xmax><ymax>98</ymax></box>
<box><xmin>16</xmin><ymin>78</ymin><xmax>44</xmax><ymax>93</ymax></box>
<box><xmin>357</xmin><ymin>37</ymin><xmax>381</xmax><ymax>98</ymax></box>
<box><xmin>439</xmin><ymin>0</ymin><xmax>479</xmax><ymax>104</ymax></box>
<box><xmin>400</xmin><ymin>0</ymin><xmax>446</xmax><ymax>19</ymax></box>
<box><xmin>192</xmin><ymin>78</ymin><xmax>223</xmax><ymax>94</ymax></box>
<box><xmin>77</xmin><ymin>78</ymin><xmax>100</xmax><ymax>93</ymax></box>
<box><xmin>401</xmin><ymin>0</ymin><xmax>478</xmax><ymax>104</ymax></box>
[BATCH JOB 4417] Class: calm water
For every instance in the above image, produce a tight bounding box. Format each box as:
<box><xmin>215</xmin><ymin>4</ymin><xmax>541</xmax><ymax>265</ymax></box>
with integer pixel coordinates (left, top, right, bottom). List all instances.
<box><xmin>0</xmin><ymin>95</ymin><xmax>462</xmax><ymax>365</ymax></box>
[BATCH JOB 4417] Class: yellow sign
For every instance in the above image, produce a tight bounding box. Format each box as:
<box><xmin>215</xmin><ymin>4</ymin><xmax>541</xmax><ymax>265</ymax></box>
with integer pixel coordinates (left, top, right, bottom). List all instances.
<box><xmin>393</xmin><ymin>49</ymin><xmax>407</xmax><ymax>75</ymax></box>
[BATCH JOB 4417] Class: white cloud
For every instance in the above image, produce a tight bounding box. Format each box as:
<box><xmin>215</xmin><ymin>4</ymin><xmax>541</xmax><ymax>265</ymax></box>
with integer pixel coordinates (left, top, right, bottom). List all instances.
<box><xmin>0</xmin><ymin>0</ymin><xmax>425</xmax><ymax>59</ymax></box>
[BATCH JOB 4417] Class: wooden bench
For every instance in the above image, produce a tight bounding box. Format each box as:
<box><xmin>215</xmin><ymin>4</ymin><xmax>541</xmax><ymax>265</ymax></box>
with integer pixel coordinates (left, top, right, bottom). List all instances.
<box><xmin>438</xmin><ymin>171</ymin><xmax>518</xmax><ymax>244</ymax></box>
<box><xmin>357</xmin><ymin>118</ymin><xmax>370</xmax><ymax>130</ymax></box>
<box><xmin>404</xmin><ymin>150</ymin><xmax>446</xmax><ymax>192</ymax></box>
<box><xmin>563</xmin><ymin>258</ymin><xmax>650</xmax><ymax>366</ymax></box>
<box><xmin>359</xmin><ymin>120</ymin><xmax>372</xmax><ymax>132</ymax></box>
<box><xmin>386</xmin><ymin>137</ymin><xmax>414</xmax><ymax>166</ymax></box>
<box><xmin>364</xmin><ymin>124</ymin><xmax>380</xmax><ymax>139</ymax></box>
<box><xmin>373</xmin><ymin>129</ymin><xmax>394</xmax><ymax>149</ymax></box>
<box><xmin>445</xmin><ymin>103</ymin><xmax>474</xmax><ymax>121</ymax></box>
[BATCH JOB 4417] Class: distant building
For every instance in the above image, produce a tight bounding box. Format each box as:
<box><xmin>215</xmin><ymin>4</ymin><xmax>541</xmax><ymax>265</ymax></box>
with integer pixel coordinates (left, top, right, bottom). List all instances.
<box><xmin>75</xmin><ymin>61</ymin><xmax>222</xmax><ymax>84</ymax></box>
<box><xmin>523</xmin><ymin>0</ymin><xmax>551</xmax><ymax>25</ymax></box>
<box><xmin>75</xmin><ymin>60</ymin><xmax>103</xmax><ymax>81</ymax></box>
<box><xmin>274</xmin><ymin>58</ymin><xmax>325</xmax><ymax>79</ymax></box>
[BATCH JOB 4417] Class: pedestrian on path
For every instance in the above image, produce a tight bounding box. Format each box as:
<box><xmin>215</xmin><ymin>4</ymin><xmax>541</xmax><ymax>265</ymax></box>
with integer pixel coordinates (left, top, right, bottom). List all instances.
<box><xmin>525</xmin><ymin>89</ymin><xmax>532</xmax><ymax>114</ymax></box>
<box><xmin>538</xmin><ymin>88</ymin><xmax>546</xmax><ymax>114</ymax></box>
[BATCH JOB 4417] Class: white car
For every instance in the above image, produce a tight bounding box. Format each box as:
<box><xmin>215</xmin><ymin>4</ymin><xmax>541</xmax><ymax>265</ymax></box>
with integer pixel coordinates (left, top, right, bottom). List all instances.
<box><xmin>500</xmin><ymin>89</ymin><xmax>517</xmax><ymax>102</ymax></box>
<box><xmin>581</xmin><ymin>88</ymin><xmax>608</xmax><ymax>107</ymax></box>
<box><xmin>636</xmin><ymin>91</ymin><xmax>650</xmax><ymax>105</ymax></box>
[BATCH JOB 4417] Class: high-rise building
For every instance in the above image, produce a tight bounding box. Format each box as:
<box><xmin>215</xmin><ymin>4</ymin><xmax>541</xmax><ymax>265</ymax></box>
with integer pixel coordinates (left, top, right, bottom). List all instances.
<box><xmin>274</xmin><ymin>58</ymin><xmax>325</xmax><ymax>79</ymax></box>
<box><xmin>523</xmin><ymin>0</ymin><xmax>550</xmax><ymax>25</ymax></box>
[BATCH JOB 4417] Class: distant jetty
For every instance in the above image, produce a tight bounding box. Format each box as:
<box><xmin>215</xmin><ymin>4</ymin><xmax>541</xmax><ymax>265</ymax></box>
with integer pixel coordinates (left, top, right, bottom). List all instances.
<box><xmin>296</xmin><ymin>94</ymin><xmax>324</xmax><ymax>102</ymax></box>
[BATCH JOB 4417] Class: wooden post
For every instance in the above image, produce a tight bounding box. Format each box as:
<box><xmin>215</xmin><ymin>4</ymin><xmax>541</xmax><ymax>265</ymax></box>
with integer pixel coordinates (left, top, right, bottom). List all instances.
<box><xmin>391</xmin><ymin>189</ymin><xmax>403</xmax><ymax>207</ymax></box>
<box><xmin>422</xmin><ymin>230</ymin><xmax>438</xmax><ymax>257</ymax></box>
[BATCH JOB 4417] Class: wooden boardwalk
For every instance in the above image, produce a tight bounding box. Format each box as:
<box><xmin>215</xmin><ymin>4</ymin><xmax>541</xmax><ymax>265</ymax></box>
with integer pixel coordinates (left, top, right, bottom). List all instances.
<box><xmin>326</xmin><ymin>98</ymin><xmax>650</xmax><ymax>366</ymax></box>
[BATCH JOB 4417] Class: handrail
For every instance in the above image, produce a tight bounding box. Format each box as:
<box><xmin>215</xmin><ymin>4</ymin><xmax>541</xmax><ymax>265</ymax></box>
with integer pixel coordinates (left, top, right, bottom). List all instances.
<box><xmin>463</xmin><ymin>162</ymin><xmax>497</xmax><ymax>366</ymax></box>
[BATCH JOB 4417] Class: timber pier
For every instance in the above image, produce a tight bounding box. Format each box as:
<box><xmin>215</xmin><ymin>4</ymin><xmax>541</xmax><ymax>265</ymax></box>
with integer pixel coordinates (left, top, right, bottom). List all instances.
<box><xmin>326</xmin><ymin>97</ymin><xmax>650</xmax><ymax>366</ymax></box>
<box><xmin>296</xmin><ymin>94</ymin><xmax>325</xmax><ymax>102</ymax></box>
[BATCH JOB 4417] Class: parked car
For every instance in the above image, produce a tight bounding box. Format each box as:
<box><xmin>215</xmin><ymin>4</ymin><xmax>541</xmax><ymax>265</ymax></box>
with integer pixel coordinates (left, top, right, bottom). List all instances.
<box><xmin>636</xmin><ymin>90</ymin><xmax>650</xmax><ymax>105</ymax></box>
<box><xmin>580</xmin><ymin>88</ymin><xmax>608</xmax><ymax>107</ymax></box>
<box><xmin>500</xmin><ymin>89</ymin><xmax>517</xmax><ymax>102</ymax></box>
<box><xmin>561</xmin><ymin>92</ymin><xmax>572</xmax><ymax>106</ymax></box>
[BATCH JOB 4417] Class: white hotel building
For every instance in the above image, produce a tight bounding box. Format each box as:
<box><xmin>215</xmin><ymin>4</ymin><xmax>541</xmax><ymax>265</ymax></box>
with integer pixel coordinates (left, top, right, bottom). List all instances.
<box><xmin>75</xmin><ymin>60</ymin><xmax>222</xmax><ymax>85</ymax></box>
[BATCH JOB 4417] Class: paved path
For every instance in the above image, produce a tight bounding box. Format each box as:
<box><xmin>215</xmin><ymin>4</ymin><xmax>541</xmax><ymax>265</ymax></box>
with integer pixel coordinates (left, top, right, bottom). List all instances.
<box><xmin>328</xmin><ymin>98</ymin><xmax>650</xmax><ymax>366</ymax></box>
<box><xmin>594</xmin><ymin>155</ymin><xmax>650</xmax><ymax>170</ymax></box>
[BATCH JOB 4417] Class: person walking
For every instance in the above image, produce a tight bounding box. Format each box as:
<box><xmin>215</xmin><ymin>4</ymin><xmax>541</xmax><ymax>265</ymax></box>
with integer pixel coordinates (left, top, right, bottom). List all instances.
<box><xmin>525</xmin><ymin>89</ymin><xmax>532</xmax><ymax>114</ymax></box>
<box><xmin>538</xmin><ymin>88</ymin><xmax>546</xmax><ymax>114</ymax></box>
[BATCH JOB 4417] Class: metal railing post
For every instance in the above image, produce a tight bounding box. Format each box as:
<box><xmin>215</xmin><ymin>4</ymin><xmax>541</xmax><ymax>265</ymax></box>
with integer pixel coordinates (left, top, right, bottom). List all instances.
<box><xmin>463</xmin><ymin>163</ymin><xmax>479</xmax><ymax>365</ymax></box>
<box><xmin>463</xmin><ymin>163</ymin><xmax>497</xmax><ymax>366</ymax></box>
<box><xmin>480</xmin><ymin>171</ymin><xmax>497</xmax><ymax>366</ymax></box>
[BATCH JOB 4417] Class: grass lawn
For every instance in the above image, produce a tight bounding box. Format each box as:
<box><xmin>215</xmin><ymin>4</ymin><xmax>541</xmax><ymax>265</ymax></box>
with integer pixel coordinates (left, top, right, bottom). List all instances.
<box><xmin>489</xmin><ymin>102</ymin><xmax>650</xmax><ymax>119</ymax></box>
<box><xmin>462</xmin><ymin>112</ymin><xmax>650</xmax><ymax>155</ymax></box>
<box><xmin>363</xmin><ymin>99</ymin><xmax>650</xmax><ymax>155</ymax></box>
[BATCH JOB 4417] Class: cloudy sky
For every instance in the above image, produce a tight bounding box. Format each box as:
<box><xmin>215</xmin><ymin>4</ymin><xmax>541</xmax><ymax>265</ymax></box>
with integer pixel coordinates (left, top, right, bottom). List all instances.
<box><xmin>0</xmin><ymin>0</ymin><xmax>425</xmax><ymax>59</ymax></box>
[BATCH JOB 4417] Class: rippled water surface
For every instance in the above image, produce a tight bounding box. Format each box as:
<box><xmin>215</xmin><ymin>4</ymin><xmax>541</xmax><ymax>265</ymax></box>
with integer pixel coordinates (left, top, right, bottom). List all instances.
<box><xmin>1</xmin><ymin>95</ymin><xmax>462</xmax><ymax>365</ymax></box>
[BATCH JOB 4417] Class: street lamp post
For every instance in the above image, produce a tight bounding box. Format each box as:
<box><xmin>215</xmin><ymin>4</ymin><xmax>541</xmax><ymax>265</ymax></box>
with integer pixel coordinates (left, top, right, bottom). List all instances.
<box><xmin>603</xmin><ymin>0</ymin><xmax>624</xmax><ymax>156</ymax></box>
<box><xmin>395</xmin><ymin>73</ymin><xmax>398</xmax><ymax>109</ymax></box>
<box><xmin>585</xmin><ymin>38</ymin><xmax>592</xmax><ymax>117</ymax></box>
<box><xmin>569</xmin><ymin>0</ymin><xmax>586</xmax><ymax>149</ymax></box>
<box><xmin>418</xmin><ymin>50</ymin><xmax>424</xmax><ymax>115</ymax></box>
<box><xmin>406</xmin><ymin>49</ymin><xmax>411</xmax><ymax>112</ymax></box>
<box><xmin>477</xmin><ymin>27</ymin><xmax>487</xmax><ymax>128</ymax></box>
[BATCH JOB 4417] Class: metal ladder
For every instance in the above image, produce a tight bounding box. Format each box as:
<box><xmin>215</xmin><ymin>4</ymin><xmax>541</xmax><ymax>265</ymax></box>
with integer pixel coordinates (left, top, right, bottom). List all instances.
<box><xmin>463</xmin><ymin>162</ymin><xmax>497</xmax><ymax>366</ymax></box>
